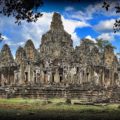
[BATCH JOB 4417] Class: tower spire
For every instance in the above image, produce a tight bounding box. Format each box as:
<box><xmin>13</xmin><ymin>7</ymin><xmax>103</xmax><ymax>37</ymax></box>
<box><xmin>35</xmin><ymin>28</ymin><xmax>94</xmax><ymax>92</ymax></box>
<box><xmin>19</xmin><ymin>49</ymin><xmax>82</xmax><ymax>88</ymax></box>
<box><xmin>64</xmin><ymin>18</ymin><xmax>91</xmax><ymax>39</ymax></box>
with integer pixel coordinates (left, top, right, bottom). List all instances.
<box><xmin>50</xmin><ymin>12</ymin><xmax>64</xmax><ymax>31</ymax></box>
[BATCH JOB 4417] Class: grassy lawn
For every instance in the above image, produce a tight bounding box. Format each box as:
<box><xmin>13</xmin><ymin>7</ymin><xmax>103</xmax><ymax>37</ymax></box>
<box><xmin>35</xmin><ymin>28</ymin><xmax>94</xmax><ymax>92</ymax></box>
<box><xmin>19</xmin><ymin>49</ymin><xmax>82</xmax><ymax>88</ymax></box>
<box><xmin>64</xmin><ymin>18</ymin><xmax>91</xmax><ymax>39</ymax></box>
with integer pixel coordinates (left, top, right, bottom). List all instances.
<box><xmin>0</xmin><ymin>98</ymin><xmax>120</xmax><ymax>120</ymax></box>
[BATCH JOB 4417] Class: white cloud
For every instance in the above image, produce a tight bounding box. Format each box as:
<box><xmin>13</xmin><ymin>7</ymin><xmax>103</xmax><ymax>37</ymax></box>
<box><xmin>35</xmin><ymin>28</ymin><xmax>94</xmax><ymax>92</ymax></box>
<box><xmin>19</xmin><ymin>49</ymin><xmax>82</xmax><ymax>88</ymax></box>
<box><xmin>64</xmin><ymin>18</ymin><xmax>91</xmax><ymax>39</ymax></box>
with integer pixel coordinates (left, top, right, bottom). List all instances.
<box><xmin>0</xmin><ymin>12</ymin><xmax>89</xmax><ymax>53</ymax></box>
<box><xmin>65</xmin><ymin>6</ymin><xmax>74</xmax><ymax>11</ymax></box>
<box><xmin>85</xmin><ymin>35</ymin><xmax>96</xmax><ymax>43</ymax></box>
<box><xmin>7</xmin><ymin>41</ymin><xmax>25</xmax><ymax>46</ymax></box>
<box><xmin>2</xmin><ymin>35</ymin><xmax>9</xmax><ymax>41</ymax></box>
<box><xmin>94</xmin><ymin>19</ymin><xmax>115</xmax><ymax>33</ymax></box>
<box><xmin>62</xmin><ymin>16</ymin><xmax>89</xmax><ymax>46</ymax></box>
<box><xmin>97</xmin><ymin>33</ymin><xmax>114</xmax><ymax>41</ymax></box>
<box><xmin>93</xmin><ymin>19</ymin><xmax>120</xmax><ymax>42</ymax></box>
<box><xmin>85</xmin><ymin>2</ymin><xmax>119</xmax><ymax>18</ymax></box>
<box><xmin>71</xmin><ymin>32</ymin><xmax>80</xmax><ymax>47</ymax></box>
<box><xmin>20</xmin><ymin>12</ymin><xmax>53</xmax><ymax>48</ymax></box>
<box><xmin>0</xmin><ymin>12</ymin><xmax>53</xmax><ymax>49</ymax></box>
<box><xmin>64</xmin><ymin>6</ymin><xmax>92</xmax><ymax>21</ymax></box>
<box><xmin>63</xmin><ymin>15</ymin><xmax>89</xmax><ymax>46</ymax></box>
<box><xmin>63</xmin><ymin>17</ymin><xmax>90</xmax><ymax>33</ymax></box>
<box><xmin>64</xmin><ymin>1</ymin><xmax>119</xmax><ymax>21</ymax></box>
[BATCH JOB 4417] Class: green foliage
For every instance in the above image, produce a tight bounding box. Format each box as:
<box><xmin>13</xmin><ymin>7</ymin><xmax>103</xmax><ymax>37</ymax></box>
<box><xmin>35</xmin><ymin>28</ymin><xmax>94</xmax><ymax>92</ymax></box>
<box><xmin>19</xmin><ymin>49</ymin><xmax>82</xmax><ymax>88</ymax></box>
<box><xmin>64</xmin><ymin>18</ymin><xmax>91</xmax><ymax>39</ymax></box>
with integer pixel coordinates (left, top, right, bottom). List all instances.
<box><xmin>0</xmin><ymin>0</ymin><xmax>43</xmax><ymax>24</ymax></box>
<box><xmin>102</xmin><ymin>1</ymin><xmax>120</xmax><ymax>33</ymax></box>
<box><xmin>0</xmin><ymin>0</ymin><xmax>43</xmax><ymax>40</ymax></box>
<box><xmin>96</xmin><ymin>39</ymin><xmax>116</xmax><ymax>52</ymax></box>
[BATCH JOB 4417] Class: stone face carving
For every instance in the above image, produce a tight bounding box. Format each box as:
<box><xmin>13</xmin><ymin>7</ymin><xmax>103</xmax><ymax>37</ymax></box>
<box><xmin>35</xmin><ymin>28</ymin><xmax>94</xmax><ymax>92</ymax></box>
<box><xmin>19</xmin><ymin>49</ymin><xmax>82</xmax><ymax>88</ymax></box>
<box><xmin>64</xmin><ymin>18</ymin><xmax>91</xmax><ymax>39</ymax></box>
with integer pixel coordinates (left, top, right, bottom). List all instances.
<box><xmin>16</xmin><ymin>46</ymin><xmax>26</xmax><ymax>64</ymax></box>
<box><xmin>0</xmin><ymin>44</ymin><xmax>14</xmax><ymax>66</ymax></box>
<box><xmin>0</xmin><ymin>44</ymin><xmax>17</xmax><ymax>85</ymax></box>
<box><xmin>0</xmin><ymin>12</ymin><xmax>119</xmax><ymax>93</ymax></box>
<box><xmin>40</xmin><ymin>12</ymin><xmax>73</xmax><ymax>63</ymax></box>
<box><xmin>24</xmin><ymin>39</ymin><xmax>37</xmax><ymax>62</ymax></box>
<box><xmin>75</xmin><ymin>39</ymin><xmax>100</xmax><ymax>65</ymax></box>
<box><xmin>104</xmin><ymin>45</ymin><xmax>116</xmax><ymax>67</ymax></box>
<box><xmin>15</xmin><ymin>46</ymin><xmax>27</xmax><ymax>84</ymax></box>
<box><xmin>50</xmin><ymin>12</ymin><xmax>64</xmax><ymax>32</ymax></box>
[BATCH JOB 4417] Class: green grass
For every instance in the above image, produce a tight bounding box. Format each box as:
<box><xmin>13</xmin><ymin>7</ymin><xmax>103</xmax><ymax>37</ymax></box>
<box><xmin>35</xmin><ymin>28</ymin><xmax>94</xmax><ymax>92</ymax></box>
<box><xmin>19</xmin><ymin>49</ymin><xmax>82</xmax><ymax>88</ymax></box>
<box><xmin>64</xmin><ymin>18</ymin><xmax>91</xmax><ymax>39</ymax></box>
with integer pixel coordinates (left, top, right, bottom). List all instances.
<box><xmin>0</xmin><ymin>98</ymin><xmax>119</xmax><ymax>111</ymax></box>
<box><xmin>0</xmin><ymin>98</ymin><xmax>120</xmax><ymax>120</ymax></box>
<box><xmin>0</xmin><ymin>98</ymin><xmax>42</xmax><ymax>104</ymax></box>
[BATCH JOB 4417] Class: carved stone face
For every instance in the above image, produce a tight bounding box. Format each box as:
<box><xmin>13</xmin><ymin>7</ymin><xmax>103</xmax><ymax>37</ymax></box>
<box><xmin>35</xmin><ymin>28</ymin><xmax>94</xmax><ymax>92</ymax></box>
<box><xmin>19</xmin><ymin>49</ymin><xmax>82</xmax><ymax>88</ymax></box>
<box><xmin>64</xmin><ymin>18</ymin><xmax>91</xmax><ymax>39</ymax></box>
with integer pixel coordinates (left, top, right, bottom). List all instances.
<box><xmin>53</xmin><ymin>50</ymin><xmax>60</xmax><ymax>58</ymax></box>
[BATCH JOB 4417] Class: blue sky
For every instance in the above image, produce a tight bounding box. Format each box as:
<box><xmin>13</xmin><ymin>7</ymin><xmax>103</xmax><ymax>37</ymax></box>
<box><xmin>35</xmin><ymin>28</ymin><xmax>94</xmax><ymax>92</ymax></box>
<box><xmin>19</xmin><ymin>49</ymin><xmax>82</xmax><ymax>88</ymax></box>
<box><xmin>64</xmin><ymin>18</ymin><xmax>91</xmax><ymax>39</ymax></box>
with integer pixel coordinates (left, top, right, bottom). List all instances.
<box><xmin>0</xmin><ymin>0</ymin><xmax>120</xmax><ymax>56</ymax></box>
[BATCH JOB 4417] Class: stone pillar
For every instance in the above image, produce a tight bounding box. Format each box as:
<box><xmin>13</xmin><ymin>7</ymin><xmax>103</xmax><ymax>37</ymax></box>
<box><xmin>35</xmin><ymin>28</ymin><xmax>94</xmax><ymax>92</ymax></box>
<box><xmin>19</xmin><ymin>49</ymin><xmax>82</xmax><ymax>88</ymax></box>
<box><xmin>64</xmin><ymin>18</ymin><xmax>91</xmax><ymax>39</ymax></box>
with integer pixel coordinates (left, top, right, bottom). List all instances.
<box><xmin>70</xmin><ymin>67</ymin><xmax>76</xmax><ymax>84</ymax></box>
<box><xmin>35</xmin><ymin>70</ymin><xmax>38</xmax><ymax>84</ymax></box>
<box><xmin>10</xmin><ymin>74</ymin><xmax>14</xmax><ymax>85</ymax></box>
<box><xmin>14</xmin><ymin>71</ymin><xmax>17</xmax><ymax>85</ymax></box>
<box><xmin>40</xmin><ymin>71</ymin><xmax>44</xmax><ymax>84</ymax></box>
<box><xmin>64</xmin><ymin>73</ymin><xmax>67</xmax><ymax>84</ymax></box>
<box><xmin>81</xmin><ymin>71</ymin><xmax>84</xmax><ymax>84</ymax></box>
<box><xmin>32</xmin><ymin>71</ymin><xmax>34</xmax><ymax>84</ymax></box>
<box><xmin>84</xmin><ymin>71</ymin><xmax>87</xmax><ymax>83</ymax></box>
<box><xmin>54</xmin><ymin>70</ymin><xmax>60</xmax><ymax>83</ymax></box>
<box><xmin>19</xmin><ymin>68</ymin><xmax>23</xmax><ymax>85</ymax></box>
<box><xmin>44</xmin><ymin>74</ymin><xmax>48</xmax><ymax>84</ymax></box>
<box><xmin>47</xmin><ymin>72</ymin><xmax>51</xmax><ymax>83</ymax></box>
<box><xmin>93</xmin><ymin>71</ymin><xmax>99</xmax><ymax>85</ymax></box>
<box><xmin>36</xmin><ymin>72</ymin><xmax>40</xmax><ymax>84</ymax></box>
<box><xmin>102</xmin><ymin>68</ymin><xmax>105</xmax><ymax>86</ymax></box>
<box><xmin>79</xmin><ymin>72</ymin><xmax>82</xmax><ymax>84</ymax></box>
<box><xmin>25</xmin><ymin>65</ymin><xmax>31</xmax><ymax>84</ymax></box>
<box><xmin>28</xmin><ymin>65</ymin><xmax>31</xmax><ymax>83</ymax></box>
<box><xmin>0</xmin><ymin>73</ymin><xmax>1</xmax><ymax>86</ymax></box>
<box><xmin>1</xmin><ymin>74</ymin><xmax>6</xmax><ymax>86</ymax></box>
<box><xmin>70</xmin><ymin>74</ymin><xmax>74</xmax><ymax>84</ymax></box>
<box><xmin>110</xmin><ymin>70</ymin><xmax>114</xmax><ymax>86</ymax></box>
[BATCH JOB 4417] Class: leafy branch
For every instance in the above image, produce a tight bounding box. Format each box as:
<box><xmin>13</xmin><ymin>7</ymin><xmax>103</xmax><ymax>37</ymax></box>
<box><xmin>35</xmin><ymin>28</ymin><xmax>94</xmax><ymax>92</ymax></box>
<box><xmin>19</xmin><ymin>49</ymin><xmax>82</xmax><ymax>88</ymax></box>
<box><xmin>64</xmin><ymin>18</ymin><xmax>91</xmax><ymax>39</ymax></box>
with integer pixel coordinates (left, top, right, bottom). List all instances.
<box><xmin>102</xmin><ymin>1</ymin><xmax>120</xmax><ymax>33</ymax></box>
<box><xmin>0</xmin><ymin>0</ymin><xmax>43</xmax><ymax>40</ymax></box>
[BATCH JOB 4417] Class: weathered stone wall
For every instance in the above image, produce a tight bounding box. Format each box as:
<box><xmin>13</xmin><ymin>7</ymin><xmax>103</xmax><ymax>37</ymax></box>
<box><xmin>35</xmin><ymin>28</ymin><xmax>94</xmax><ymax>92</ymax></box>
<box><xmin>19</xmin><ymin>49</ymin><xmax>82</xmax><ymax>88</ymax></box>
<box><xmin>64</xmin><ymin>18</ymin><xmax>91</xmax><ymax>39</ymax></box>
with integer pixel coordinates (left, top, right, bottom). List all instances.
<box><xmin>0</xmin><ymin>12</ymin><xmax>120</xmax><ymax>101</ymax></box>
<box><xmin>0</xmin><ymin>44</ymin><xmax>17</xmax><ymax>86</ymax></box>
<box><xmin>0</xmin><ymin>86</ymin><xmax>119</xmax><ymax>103</ymax></box>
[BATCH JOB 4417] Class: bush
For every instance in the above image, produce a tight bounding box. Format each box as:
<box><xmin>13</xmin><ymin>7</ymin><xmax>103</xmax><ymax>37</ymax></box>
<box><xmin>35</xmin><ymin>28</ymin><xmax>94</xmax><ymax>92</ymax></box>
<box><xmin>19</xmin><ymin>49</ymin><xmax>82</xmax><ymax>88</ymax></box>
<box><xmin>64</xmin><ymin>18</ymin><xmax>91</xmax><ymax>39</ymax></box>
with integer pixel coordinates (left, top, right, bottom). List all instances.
<box><xmin>65</xmin><ymin>98</ymin><xmax>71</xmax><ymax>104</ymax></box>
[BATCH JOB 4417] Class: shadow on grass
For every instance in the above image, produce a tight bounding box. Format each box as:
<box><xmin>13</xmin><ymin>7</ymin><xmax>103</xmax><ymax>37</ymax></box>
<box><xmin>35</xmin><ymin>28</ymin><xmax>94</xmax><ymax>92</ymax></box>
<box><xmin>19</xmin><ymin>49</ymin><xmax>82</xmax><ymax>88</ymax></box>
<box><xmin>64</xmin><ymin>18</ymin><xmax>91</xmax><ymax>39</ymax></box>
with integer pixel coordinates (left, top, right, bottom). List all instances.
<box><xmin>0</xmin><ymin>109</ymin><xmax>120</xmax><ymax>120</ymax></box>
<box><xmin>0</xmin><ymin>98</ymin><xmax>120</xmax><ymax>120</ymax></box>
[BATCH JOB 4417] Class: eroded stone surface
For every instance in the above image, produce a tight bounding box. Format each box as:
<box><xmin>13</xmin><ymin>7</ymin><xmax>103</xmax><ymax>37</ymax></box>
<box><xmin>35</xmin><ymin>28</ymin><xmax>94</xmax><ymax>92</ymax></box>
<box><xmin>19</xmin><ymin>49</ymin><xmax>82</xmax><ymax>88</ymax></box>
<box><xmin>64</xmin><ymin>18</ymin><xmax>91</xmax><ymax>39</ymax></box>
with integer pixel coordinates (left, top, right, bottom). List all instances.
<box><xmin>24</xmin><ymin>39</ymin><xmax>37</xmax><ymax>62</ymax></box>
<box><xmin>0</xmin><ymin>12</ymin><xmax>120</xmax><ymax>101</ymax></box>
<box><xmin>16</xmin><ymin>46</ymin><xmax>26</xmax><ymax>64</ymax></box>
<box><xmin>0</xmin><ymin>44</ymin><xmax>14</xmax><ymax>66</ymax></box>
<box><xmin>40</xmin><ymin>12</ymin><xmax>73</xmax><ymax>63</ymax></box>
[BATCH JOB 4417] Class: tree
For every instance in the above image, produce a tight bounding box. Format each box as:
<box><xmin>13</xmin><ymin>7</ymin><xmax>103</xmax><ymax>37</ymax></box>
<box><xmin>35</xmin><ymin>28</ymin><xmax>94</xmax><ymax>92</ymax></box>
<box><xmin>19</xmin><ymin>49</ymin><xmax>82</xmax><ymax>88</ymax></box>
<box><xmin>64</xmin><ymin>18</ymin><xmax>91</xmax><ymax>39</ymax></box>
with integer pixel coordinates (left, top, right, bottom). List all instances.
<box><xmin>0</xmin><ymin>0</ymin><xmax>43</xmax><ymax>24</ymax></box>
<box><xmin>96</xmin><ymin>39</ymin><xmax>109</xmax><ymax>52</ymax></box>
<box><xmin>102</xmin><ymin>1</ymin><xmax>120</xmax><ymax>33</ymax></box>
<box><xmin>0</xmin><ymin>0</ymin><xmax>43</xmax><ymax>39</ymax></box>
<box><xmin>96</xmin><ymin>39</ymin><xmax>116</xmax><ymax>52</ymax></box>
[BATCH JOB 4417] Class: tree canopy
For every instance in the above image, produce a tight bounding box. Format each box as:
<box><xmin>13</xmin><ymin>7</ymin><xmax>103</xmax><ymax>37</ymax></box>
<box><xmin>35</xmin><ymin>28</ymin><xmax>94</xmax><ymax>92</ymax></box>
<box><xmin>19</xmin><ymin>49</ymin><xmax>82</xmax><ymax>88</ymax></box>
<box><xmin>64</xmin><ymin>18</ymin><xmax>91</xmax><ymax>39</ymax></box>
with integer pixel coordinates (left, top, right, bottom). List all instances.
<box><xmin>96</xmin><ymin>39</ymin><xmax>116</xmax><ymax>52</ymax></box>
<box><xmin>0</xmin><ymin>0</ymin><xmax>43</xmax><ymax>24</ymax></box>
<box><xmin>102</xmin><ymin>1</ymin><xmax>120</xmax><ymax>33</ymax></box>
<box><xmin>0</xmin><ymin>0</ymin><xmax>43</xmax><ymax>40</ymax></box>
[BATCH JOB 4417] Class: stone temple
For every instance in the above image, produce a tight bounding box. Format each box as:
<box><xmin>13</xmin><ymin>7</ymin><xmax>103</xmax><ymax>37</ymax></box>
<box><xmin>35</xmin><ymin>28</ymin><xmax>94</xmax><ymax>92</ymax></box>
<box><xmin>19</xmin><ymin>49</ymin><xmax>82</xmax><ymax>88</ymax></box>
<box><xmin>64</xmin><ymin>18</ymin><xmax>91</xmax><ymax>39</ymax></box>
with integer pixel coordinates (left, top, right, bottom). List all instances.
<box><xmin>0</xmin><ymin>12</ymin><xmax>120</xmax><ymax>102</ymax></box>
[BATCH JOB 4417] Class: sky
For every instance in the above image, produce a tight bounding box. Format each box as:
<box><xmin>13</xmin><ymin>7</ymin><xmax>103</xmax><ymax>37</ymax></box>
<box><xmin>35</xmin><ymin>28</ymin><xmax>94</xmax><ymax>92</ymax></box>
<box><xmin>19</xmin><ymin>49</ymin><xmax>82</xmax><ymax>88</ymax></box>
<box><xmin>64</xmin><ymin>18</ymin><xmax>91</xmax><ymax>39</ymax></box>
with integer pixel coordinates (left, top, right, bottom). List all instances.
<box><xmin>0</xmin><ymin>0</ymin><xmax>120</xmax><ymax>57</ymax></box>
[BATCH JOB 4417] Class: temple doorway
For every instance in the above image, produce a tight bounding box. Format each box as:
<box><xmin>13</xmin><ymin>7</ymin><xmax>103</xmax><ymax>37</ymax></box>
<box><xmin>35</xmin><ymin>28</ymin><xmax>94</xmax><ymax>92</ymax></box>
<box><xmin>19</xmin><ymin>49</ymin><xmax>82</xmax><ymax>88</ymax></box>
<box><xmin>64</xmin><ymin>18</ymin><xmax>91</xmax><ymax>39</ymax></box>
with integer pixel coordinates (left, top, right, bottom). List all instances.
<box><xmin>25</xmin><ymin>72</ymin><xmax>28</xmax><ymax>83</ymax></box>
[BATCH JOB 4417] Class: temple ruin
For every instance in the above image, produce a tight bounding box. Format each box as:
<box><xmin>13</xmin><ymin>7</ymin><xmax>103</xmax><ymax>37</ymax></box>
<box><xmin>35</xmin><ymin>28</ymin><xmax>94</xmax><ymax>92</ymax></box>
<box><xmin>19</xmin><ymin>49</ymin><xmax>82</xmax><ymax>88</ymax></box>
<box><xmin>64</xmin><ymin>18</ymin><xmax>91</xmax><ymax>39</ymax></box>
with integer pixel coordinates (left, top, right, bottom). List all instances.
<box><xmin>0</xmin><ymin>12</ymin><xmax>120</xmax><ymax>102</ymax></box>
